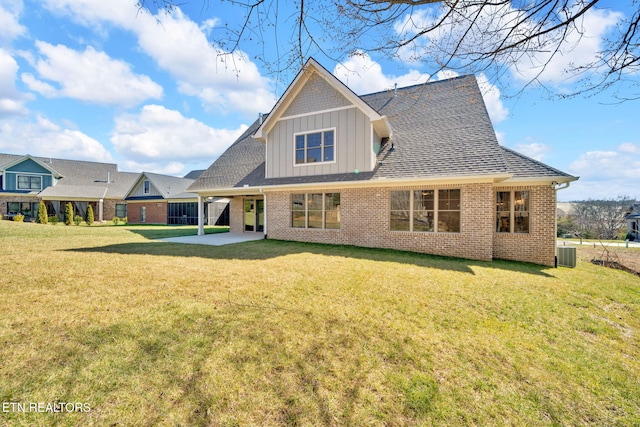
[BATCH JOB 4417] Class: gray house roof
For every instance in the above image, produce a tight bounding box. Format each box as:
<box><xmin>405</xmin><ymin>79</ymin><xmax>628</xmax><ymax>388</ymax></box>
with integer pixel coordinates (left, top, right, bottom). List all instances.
<box><xmin>189</xmin><ymin>72</ymin><xmax>576</xmax><ymax>193</ymax></box>
<box><xmin>1</xmin><ymin>153</ymin><xmax>139</xmax><ymax>199</ymax></box>
<box><xmin>126</xmin><ymin>172</ymin><xmax>196</xmax><ymax>200</ymax></box>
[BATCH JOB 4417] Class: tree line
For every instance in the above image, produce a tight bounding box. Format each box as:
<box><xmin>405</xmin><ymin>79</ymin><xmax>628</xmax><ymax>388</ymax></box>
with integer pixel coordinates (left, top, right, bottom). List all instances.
<box><xmin>558</xmin><ymin>196</ymin><xmax>637</xmax><ymax>241</ymax></box>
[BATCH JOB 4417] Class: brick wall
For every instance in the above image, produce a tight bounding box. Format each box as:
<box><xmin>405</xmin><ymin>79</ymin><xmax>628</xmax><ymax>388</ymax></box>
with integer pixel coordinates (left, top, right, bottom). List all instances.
<box><xmin>229</xmin><ymin>197</ymin><xmax>245</xmax><ymax>233</ymax></box>
<box><xmin>265</xmin><ymin>183</ymin><xmax>496</xmax><ymax>262</ymax></box>
<box><xmin>126</xmin><ymin>201</ymin><xmax>167</xmax><ymax>224</ymax></box>
<box><xmin>493</xmin><ymin>185</ymin><xmax>557</xmax><ymax>267</ymax></box>
<box><xmin>102</xmin><ymin>199</ymin><xmax>118</xmax><ymax>221</ymax></box>
<box><xmin>0</xmin><ymin>195</ymin><xmax>40</xmax><ymax>218</ymax></box>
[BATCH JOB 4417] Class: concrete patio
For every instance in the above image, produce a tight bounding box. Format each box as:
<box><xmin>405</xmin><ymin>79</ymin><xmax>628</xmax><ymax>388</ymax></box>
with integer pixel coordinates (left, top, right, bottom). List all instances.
<box><xmin>159</xmin><ymin>232</ymin><xmax>265</xmax><ymax>246</ymax></box>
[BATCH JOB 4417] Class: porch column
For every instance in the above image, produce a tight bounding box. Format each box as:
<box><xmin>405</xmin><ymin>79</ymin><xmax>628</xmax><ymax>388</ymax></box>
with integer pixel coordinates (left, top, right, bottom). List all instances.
<box><xmin>98</xmin><ymin>199</ymin><xmax>104</xmax><ymax>222</ymax></box>
<box><xmin>262</xmin><ymin>192</ymin><xmax>267</xmax><ymax>236</ymax></box>
<box><xmin>197</xmin><ymin>195</ymin><xmax>204</xmax><ymax>236</ymax></box>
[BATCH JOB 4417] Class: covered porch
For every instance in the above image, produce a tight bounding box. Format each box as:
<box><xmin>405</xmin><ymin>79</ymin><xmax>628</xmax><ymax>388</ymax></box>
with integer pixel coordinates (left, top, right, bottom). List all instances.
<box><xmin>197</xmin><ymin>191</ymin><xmax>266</xmax><ymax>236</ymax></box>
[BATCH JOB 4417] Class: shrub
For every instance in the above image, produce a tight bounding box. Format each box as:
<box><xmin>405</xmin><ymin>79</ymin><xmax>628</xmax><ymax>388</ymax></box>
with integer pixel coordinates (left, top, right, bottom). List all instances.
<box><xmin>36</xmin><ymin>201</ymin><xmax>48</xmax><ymax>224</ymax></box>
<box><xmin>73</xmin><ymin>215</ymin><xmax>82</xmax><ymax>226</ymax></box>
<box><xmin>48</xmin><ymin>215</ymin><xmax>59</xmax><ymax>225</ymax></box>
<box><xmin>122</xmin><ymin>216</ymin><xmax>128</xmax><ymax>225</ymax></box>
<box><xmin>112</xmin><ymin>217</ymin><xmax>120</xmax><ymax>225</ymax></box>
<box><xmin>13</xmin><ymin>214</ymin><xmax>24</xmax><ymax>222</ymax></box>
<box><xmin>64</xmin><ymin>202</ymin><xmax>74</xmax><ymax>226</ymax></box>
<box><xmin>85</xmin><ymin>205</ymin><xmax>94</xmax><ymax>226</ymax></box>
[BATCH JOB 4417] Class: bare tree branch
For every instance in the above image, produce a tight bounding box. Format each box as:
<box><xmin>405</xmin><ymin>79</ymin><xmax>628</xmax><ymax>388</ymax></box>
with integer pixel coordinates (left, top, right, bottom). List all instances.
<box><xmin>136</xmin><ymin>0</ymin><xmax>640</xmax><ymax>100</ymax></box>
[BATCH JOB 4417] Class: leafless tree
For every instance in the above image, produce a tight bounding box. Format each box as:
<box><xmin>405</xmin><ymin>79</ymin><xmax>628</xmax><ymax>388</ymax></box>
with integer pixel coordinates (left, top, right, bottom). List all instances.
<box><xmin>571</xmin><ymin>196</ymin><xmax>635</xmax><ymax>240</ymax></box>
<box><xmin>137</xmin><ymin>1</ymin><xmax>639</xmax><ymax>99</ymax></box>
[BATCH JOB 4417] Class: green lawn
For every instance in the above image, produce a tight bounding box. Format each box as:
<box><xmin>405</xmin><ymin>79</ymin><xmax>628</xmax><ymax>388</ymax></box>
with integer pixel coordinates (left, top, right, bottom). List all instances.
<box><xmin>0</xmin><ymin>220</ymin><xmax>638</xmax><ymax>426</ymax></box>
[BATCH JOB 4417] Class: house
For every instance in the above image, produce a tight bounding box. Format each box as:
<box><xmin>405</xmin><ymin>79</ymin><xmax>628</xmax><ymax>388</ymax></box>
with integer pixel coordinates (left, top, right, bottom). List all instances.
<box><xmin>124</xmin><ymin>172</ymin><xmax>210</xmax><ymax>225</ymax></box>
<box><xmin>0</xmin><ymin>153</ymin><xmax>138</xmax><ymax>221</ymax></box>
<box><xmin>625</xmin><ymin>203</ymin><xmax>640</xmax><ymax>241</ymax></box>
<box><xmin>188</xmin><ymin>58</ymin><xmax>578</xmax><ymax>266</ymax></box>
<box><xmin>0</xmin><ymin>153</ymin><xmax>216</xmax><ymax>225</ymax></box>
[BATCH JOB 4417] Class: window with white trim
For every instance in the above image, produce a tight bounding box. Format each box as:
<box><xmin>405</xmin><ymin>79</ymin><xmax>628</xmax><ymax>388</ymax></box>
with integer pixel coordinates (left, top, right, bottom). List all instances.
<box><xmin>390</xmin><ymin>189</ymin><xmax>460</xmax><ymax>233</ymax></box>
<box><xmin>143</xmin><ymin>180</ymin><xmax>150</xmax><ymax>194</ymax></box>
<box><xmin>17</xmin><ymin>175</ymin><xmax>42</xmax><ymax>190</ymax></box>
<box><xmin>496</xmin><ymin>191</ymin><xmax>529</xmax><ymax>233</ymax></box>
<box><xmin>292</xmin><ymin>193</ymin><xmax>340</xmax><ymax>229</ymax></box>
<box><xmin>295</xmin><ymin>129</ymin><xmax>335</xmax><ymax>164</ymax></box>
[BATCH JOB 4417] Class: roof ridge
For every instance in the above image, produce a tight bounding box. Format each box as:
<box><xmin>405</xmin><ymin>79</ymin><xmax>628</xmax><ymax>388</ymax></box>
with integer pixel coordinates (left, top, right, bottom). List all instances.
<box><xmin>360</xmin><ymin>74</ymin><xmax>476</xmax><ymax>98</ymax></box>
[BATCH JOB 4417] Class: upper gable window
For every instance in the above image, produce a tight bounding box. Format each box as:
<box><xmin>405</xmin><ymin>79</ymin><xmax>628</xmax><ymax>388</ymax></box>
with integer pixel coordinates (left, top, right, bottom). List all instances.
<box><xmin>17</xmin><ymin>175</ymin><xmax>42</xmax><ymax>190</ymax></box>
<box><xmin>295</xmin><ymin>129</ymin><xmax>335</xmax><ymax>165</ymax></box>
<box><xmin>143</xmin><ymin>180</ymin><xmax>150</xmax><ymax>194</ymax></box>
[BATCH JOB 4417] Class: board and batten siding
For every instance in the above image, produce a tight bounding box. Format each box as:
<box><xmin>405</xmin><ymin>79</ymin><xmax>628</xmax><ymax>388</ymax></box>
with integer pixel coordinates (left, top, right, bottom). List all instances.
<box><xmin>266</xmin><ymin>108</ymin><xmax>376</xmax><ymax>178</ymax></box>
<box><xmin>130</xmin><ymin>180</ymin><xmax>163</xmax><ymax>198</ymax></box>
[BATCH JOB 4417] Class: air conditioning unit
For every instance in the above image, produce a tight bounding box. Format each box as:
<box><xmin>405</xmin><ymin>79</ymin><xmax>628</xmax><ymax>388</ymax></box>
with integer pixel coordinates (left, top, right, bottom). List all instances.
<box><xmin>557</xmin><ymin>246</ymin><xmax>576</xmax><ymax>268</ymax></box>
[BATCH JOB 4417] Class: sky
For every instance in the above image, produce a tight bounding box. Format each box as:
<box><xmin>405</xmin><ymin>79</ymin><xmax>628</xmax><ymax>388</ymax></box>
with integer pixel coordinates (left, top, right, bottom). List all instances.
<box><xmin>0</xmin><ymin>0</ymin><xmax>638</xmax><ymax>202</ymax></box>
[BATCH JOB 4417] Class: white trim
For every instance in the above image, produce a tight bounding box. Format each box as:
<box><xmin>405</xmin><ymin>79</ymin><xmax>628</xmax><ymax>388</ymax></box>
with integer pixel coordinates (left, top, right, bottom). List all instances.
<box><xmin>192</xmin><ymin>173</ymin><xmax>513</xmax><ymax>197</ymax></box>
<box><xmin>279</xmin><ymin>105</ymin><xmax>356</xmax><ymax>122</ymax></box>
<box><xmin>293</xmin><ymin>128</ymin><xmax>337</xmax><ymax>167</ymax></box>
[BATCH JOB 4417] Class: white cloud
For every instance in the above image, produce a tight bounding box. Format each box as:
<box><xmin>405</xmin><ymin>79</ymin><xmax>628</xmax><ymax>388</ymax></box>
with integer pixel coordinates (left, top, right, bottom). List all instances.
<box><xmin>0</xmin><ymin>48</ymin><xmax>28</xmax><ymax>116</ymax></box>
<box><xmin>569</xmin><ymin>145</ymin><xmax>640</xmax><ymax>180</ymax></box>
<box><xmin>513</xmin><ymin>142</ymin><xmax>552</xmax><ymax>161</ymax></box>
<box><xmin>0</xmin><ymin>0</ymin><xmax>26</xmax><ymax>45</ymax></box>
<box><xmin>513</xmin><ymin>8</ymin><xmax>623</xmax><ymax>85</ymax></box>
<box><xmin>111</xmin><ymin>104</ymin><xmax>248</xmax><ymax>164</ymax></box>
<box><xmin>42</xmin><ymin>0</ymin><xmax>276</xmax><ymax>115</ymax></box>
<box><xmin>0</xmin><ymin>115</ymin><xmax>113</xmax><ymax>162</ymax></box>
<box><xmin>619</xmin><ymin>142</ymin><xmax>640</xmax><ymax>154</ymax></box>
<box><xmin>21</xmin><ymin>41</ymin><xmax>162</xmax><ymax>106</ymax></box>
<box><xmin>392</xmin><ymin>3</ymin><xmax>624</xmax><ymax>87</ymax></box>
<box><xmin>561</xmin><ymin>143</ymin><xmax>640</xmax><ymax>200</ymax></box>
<box><xmin>333</xmin><ymin>52</ymin><xmax>427</xmax><ymax>94</ymax></box>
<box><xmin>476</xmin><ymin>73</ymin><xmax>508</xmax><ymax>124</ymax></box>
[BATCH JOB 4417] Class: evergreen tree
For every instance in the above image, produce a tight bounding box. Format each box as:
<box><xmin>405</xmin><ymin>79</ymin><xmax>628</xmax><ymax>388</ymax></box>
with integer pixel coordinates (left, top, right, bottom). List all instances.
<box><xmin>36</xmin><ymin>201</ymin><xmax>48</xmax><ymax>224</ymax></box>
<box><xmin>85</xmin><ymin>204</ymin><xmax>94</xmax><ymax>226</ymax></box>
<box><xmin>64</xmin><ymin>202</ymin><xmax>74</xmax><ymax>226</ymax></box>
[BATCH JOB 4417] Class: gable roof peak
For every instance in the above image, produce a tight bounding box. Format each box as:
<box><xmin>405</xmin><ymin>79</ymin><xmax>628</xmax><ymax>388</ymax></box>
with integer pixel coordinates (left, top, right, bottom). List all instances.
<box><xmin>253</xmin><ymin>57</ymin><xmax>391</xmax><ymax>140</ymax></box>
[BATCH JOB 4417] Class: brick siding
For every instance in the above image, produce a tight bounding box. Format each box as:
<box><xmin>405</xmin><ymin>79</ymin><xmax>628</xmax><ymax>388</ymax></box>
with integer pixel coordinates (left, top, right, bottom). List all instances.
<box><xmin>0</xmin><ymin>195</ymin><xmax>40</xmax><ymax>219</ymax></box>
<box><xmin>493</xmin><ymin>185</ymin><xmax>557</xmax><ymax>267</ymax></box>
<box><xmin>126</xmin><ymin>201</ymin><xmax>167</xmax><ymax>224</ymax></box>
<box><xmin>258</xmin><ymin>183</ymin><xmax>557</xmax><ymax>266</ymax></box>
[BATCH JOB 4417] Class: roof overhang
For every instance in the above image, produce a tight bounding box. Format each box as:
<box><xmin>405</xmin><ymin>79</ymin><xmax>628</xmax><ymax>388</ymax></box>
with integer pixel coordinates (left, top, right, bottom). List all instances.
<box><xmin>495</xmin><ymin>175</ymin><xmax>579</xmax><ymax>186</ymax></box>
<box><xmin>193</xmin><ymin>173</ymin><xmax>514</xmax><ymax>196</ymax></box>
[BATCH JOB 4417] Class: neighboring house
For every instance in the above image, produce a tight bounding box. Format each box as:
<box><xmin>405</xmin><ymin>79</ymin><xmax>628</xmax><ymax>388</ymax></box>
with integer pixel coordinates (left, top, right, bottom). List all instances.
<box><xmin>0</xmin><ymin>153</ymin><xmax>138</xmax><ymax>221</ymax></box>
<box><xmin>188</xmin><ymin>58</ymin><xmax>578</xmax><ymax>267</ymax></box>
<box><xmin>124</xmin><ymin>172</ymin><xmax>229</xmax><ymax>225</ymax></box>
<box><xmin>0</xmin><ymin>154</ymin><xmax>213</xmax><ymax>225</ymax></box>
<box><xmin>625</xmin><ymin>203</ymin><xmax>640</xmax><ymax>241</ymax></box>
<box><xmin>125</xmin><ymin>172</ymin><xmax>198</xmax><ymax>224</ymax></box>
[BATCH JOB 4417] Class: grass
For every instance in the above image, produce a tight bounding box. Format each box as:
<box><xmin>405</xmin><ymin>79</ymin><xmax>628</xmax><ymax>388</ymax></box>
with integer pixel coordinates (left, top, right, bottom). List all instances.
<box><xmin>0</xmin><ymin>220</ymin><xmax>638</xmax><ymax>426</ymax></box>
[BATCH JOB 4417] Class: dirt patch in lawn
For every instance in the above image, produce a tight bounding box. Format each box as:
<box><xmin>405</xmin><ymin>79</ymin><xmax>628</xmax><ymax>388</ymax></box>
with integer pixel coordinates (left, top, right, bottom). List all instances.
<box><xmin>572</xmin><ymin>243</ymin><xmax>640</xmax><ymax>276</ymax></box>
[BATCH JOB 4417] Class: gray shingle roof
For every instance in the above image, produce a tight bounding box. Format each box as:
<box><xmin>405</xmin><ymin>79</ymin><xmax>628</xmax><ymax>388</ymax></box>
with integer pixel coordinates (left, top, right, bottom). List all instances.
<box><xmin>499</xmin><ymin>146</ymin><xmax>573</xmax><ymax>180</ymax></box>
<box><xmin>1</xmin><ymin>153</ymin><xmax>139</xmax><ymax>199</ymax></box>
<box><xmin>129</xmin><ymin>172</ymin><xmax>196</xmax><ymax>199</ymax></box>
<box><xmin>188</xmin><ymin>74</ymin><xmax>576</xmax><ymax>192</ymax></box>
